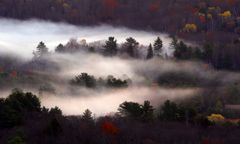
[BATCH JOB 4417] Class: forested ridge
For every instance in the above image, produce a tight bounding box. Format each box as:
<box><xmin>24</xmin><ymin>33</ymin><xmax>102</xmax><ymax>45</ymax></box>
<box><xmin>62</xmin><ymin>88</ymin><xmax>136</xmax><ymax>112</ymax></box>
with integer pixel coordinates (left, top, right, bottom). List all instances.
<box><xmin>1</xmin><ymin>1</ymin><xmax>240</xmax><ymax>143</ymax></box>
<box><xmin>1</xmin><ymin>89</ymin><xmax>240</xmax><ymax>144</ymax></box>
<box><xmin>0</xmin><ymin>0</ymin><xmax>239</xmax><ymax>34</ymax></box>
<box><xmin>0</xmin><ymin>0</ymin><xmax>240</xmax><ymax>70</ymax></box>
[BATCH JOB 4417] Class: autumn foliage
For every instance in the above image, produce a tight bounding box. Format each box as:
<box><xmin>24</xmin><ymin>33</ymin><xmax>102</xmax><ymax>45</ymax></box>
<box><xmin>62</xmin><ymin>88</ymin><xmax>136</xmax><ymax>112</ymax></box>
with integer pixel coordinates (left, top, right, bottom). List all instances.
<box><xmin>101</xmin><ymin>120</ymin><xmax>119</xmax><ymax>136</ymax></box>
<box><xmin>103</xmin><ymin>0</ymin><xmax>118</xmax><ymax>12</ymax></box>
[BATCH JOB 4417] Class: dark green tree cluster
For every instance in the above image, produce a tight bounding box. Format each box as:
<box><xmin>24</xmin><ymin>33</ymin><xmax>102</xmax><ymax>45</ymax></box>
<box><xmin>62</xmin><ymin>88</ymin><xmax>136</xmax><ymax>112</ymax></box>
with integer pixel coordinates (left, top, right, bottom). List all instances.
<box><xmin>157</xmin><ymin>71</ymin><xmax>199</xmax><ymax>87</ymax></box>
<box><xmin>173</xmin><ymin>41</ymin><xmax>192</xmax><ymax>60</ymax></box>
<box><xmin>104</xmin><ymin>37</ymin><xmax>118</xmax><ymax>56</ymax></box>
<box><xmin>0</xmin><ymin>89</ymin><xmax>41</xmax><ymax>128</ymax></box>
<box><xmin>171</xmin><ymin>37</ymin><xmax>205</xmax><ymax>60</ymax></box>
<box><xmin>106</xmin><ymin>75</ymin><xmax>128</xmax><ymax>88</ymax></box>
<box><xmin>0</xmin><ymin>89</ymin><xmax>62</xmax><ymax>128</ymax></box>
<box><xmin>123</xmin><ymin>37</ymin><xmax>139</xmax><ymax>58</ymax></box>
<box><xmin>118</xmin><ymin>101</ymin><xmax>154</xmax><ymax>122</ymax></box>
<box><xmin>158</xmin><ymin>100</ymin><xmax>214</xmax><ymax>127</ymax></box>
<box><xmin>55</xmin><ymin>44</ymin><xmax>65</xmax><ymax>53</ymax></box>
<box><xmin>70</xmin><ymin>73</ymin><xmax>97</xmax><ymax>88</ymax></box>
<box><xmin>146</xmin><ymin>44</ymin><xmax>154</xmax><ymax>59</ymax></box>
<box><xmin>70</xmin><ymin>73</ymin><xmax>130</xmax><ymax>88</ymax></box>
<box><xmin>49</xmin><ymin>106</ymin><xmax>63</xmax><ymax>115</ymax></box>
<box><xmin>118</xmin><ymin>99</ymin><xmax>215</xmax><ymax>127</ymax></box>
<box><xmin>146</xmin><ymin>37</ymin><xmax>163</xmax><ymax>59</ymax></box>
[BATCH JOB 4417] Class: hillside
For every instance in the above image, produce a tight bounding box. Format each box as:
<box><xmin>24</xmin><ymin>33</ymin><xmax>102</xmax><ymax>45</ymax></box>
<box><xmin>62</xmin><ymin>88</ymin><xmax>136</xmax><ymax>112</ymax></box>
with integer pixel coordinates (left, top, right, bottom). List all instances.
<box><xmin>0</xmin><ymin>0</ymin><xmax>240</xmax><ymax>70</ymax></box>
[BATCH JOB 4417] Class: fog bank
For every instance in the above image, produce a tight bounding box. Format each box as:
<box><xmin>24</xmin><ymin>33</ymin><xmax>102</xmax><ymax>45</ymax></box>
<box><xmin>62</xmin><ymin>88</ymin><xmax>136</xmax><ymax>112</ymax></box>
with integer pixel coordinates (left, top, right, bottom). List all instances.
<box><xmin>0</xmin><ymin>18</ymin><xmax>171</xmax><ymax>58</ymax></box>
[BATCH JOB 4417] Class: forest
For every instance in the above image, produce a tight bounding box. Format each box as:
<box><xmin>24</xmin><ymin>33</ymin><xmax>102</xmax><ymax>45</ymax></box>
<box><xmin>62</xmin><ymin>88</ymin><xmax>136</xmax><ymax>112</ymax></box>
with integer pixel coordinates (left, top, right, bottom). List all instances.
<box><xmin>0</xmin><ymin>0</ymin><xmax>240</xmax><ymax>70</ymax></box>
<box><xmin>0</xmin><ymin>36</ymin><xmax>240</xmax><ymax>143</ymax></box>
<box><xmin>0</xmin><ymin>0</ymin><xmax>240</xmax><ymax>144</ymax></box>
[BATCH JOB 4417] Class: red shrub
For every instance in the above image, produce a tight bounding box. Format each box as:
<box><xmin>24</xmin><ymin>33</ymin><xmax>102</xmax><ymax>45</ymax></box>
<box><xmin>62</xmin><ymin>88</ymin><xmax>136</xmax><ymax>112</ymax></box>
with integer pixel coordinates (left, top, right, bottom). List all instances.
<box><xmin>101</xmin><ymin>120</ymin><xmax>119</xmax><ymax>136</ymax></box>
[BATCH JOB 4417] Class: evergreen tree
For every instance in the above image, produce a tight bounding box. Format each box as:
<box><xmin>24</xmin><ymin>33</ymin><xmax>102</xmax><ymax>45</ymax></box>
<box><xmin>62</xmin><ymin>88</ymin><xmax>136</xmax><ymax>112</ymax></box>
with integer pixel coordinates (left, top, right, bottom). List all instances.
<box><xmin>142</xmin><ymin>101</ymin><xmax>154</xmax><ymax>122</ymax></box>
<box><xmin>118</xmin><ymin>101</ymin><xmax>143</xmax><ymax>119</ymax></box>
<box><xmin>82</xmin><ymin>109</ymin><xmax>93</xmax><ymax>122</ymax></box>
<box><xmin>159</xmin><ymin>100</ymin><xmax>179</xmax><ymax>121</ymax></box>
<box><xmin>33</xmin><ymin>41</ymin><xmax>48</xmax><ymax>58</ymax></box>
<box><xmin>192</xmin><ymin>47</ymin><xmax>203</xmax><ymax>60</ymax></box>
<box><xmin>170</xmin><ymin>36</ymin><xmax>178</xmax><ymax>51</ymax></box>
<box><xmin>123</xmin><ymin>37</ymin><xmax>139</xmax><ymax>58</ymax></box>
<box><xmin>202</xmin><ymin>43</ymin><xmax>213</xmax><ymax>63</ymax></box>
<box><xmin>104</xmin><ymin>37</ymin><xmax>117</xmax><ymax>56</ymax></box>
<box><xmin>49</xmin><ymin>106</ymin><xmax>62</xmax><ymax>115</ymax></box>
<box><xmin>70</xmin><ymin>73</ymin><xmax>97</xmax><ymax>88</ymax></box>
<box><xmin>55</xmin><ymin>44</ymin><xmax>65</xmax><ymax>53</ymax></box>
<box><xmin>173</xmin><ymin>41</ymin><xmax>192</xmax><ymax>60</ymax></box>
<box><xmin>153</xmin><ymin>37</ymin><xmax>163</xmax><ymax>56</ymax></box>
<box><xmin>146</xmin><ymin>44</ymin><xmax>154</xmax><ymax>59</ymax></box>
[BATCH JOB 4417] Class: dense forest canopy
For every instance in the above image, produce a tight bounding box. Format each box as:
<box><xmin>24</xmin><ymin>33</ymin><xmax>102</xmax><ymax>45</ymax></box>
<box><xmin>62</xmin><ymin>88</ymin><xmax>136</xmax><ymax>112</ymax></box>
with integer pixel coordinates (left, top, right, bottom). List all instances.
<box><xmin>0</xmin><ymin>0</ymin><xmax>239</xmax><ymax>35</ymax></box>
<box><xmin>1</xmin><ymin>0</ymin><xmax>240</xmax><ymax>143</ymax></box>
<box><xmin>0</xmin><ymin>0</ymin><xmax>240</xmax><ymax>70</ymax></box>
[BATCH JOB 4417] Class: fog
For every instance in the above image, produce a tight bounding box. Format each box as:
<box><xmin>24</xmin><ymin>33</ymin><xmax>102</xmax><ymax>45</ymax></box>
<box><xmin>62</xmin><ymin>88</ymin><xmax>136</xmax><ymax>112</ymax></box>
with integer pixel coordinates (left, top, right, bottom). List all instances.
<box><xmin>41</xmin><ymin>87</ymin><xmax>197</xmax><ymax>116</ymax></box>
<box><xmin>0</xmin><ymin>50</ymin><xmax>205</xmax><ymax>116</ymax></box>
<box><xmin>0</xmin><ymin>18</ymin><xmax>172</xmax><ymax>58</ymax></box>
<box><xmin>3</xmin><ymin>18</ymin><xmax>235</xmax><ymax>116</ymax></box>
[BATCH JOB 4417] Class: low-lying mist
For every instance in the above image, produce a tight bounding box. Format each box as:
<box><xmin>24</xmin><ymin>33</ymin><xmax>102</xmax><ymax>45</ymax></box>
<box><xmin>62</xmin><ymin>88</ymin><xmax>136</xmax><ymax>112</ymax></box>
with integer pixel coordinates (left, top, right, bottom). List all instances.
<box><xmin>0</xmin><ymin>18</ymin><xmax>171</xmax><ymax>58</ymax></box>
<box><xmin>1</xmin><ymin>18</ymin><xmax>240</xmax><ymax>116</ymax></box>
<box><xmin>0</xmin><ymin>52</ymin><xmax>200</xmax><ymax>114</ymax></box>
<box><xmin>1</xmin><ymin>51</ymin><xmax>240</xmax><ymax>116</ymax></box>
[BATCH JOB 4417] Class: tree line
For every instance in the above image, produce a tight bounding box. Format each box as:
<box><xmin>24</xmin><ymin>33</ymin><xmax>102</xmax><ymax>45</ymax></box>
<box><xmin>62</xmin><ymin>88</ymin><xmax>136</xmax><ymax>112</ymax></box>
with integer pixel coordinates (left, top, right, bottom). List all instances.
<box><xmin>0</xmin><ymin>0</ymin><xmax>239</xmax><ymax>34</ymax></box>
<box><xmin>70</xmin><ymin>73</ymin><xmax>130</xmax><ymax>88</ymax></box>
<box><xmin>1</xmin><ymin>89</ymin><xmax>240</xmax><ymax>143</ymax></box>
<box><xmin>35</xmin><ymin>35</ymin><xmax>240</xmax><ymax>70</ymax></box>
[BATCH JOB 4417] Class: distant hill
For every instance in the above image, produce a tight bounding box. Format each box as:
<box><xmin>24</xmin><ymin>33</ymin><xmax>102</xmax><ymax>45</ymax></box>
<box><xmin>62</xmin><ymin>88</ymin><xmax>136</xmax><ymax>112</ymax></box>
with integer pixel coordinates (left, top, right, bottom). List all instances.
<box><xmin>0</xmin><ymin>0</ymin><xmax>240</xmax><ymax>70</ymax></box>
<box><xmin>0</xmin><ymin>0</ymin><xmax>239</xmax><ymax>37</ymax></box>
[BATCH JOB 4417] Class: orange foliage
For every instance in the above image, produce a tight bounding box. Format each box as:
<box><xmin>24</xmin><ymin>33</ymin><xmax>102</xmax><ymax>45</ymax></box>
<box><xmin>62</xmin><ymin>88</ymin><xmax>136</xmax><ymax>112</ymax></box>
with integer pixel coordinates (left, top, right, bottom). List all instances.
<box><xmin>101</xmin><ymin>120</ymin><xmax>119</xmax><ymax>136</ymax></box>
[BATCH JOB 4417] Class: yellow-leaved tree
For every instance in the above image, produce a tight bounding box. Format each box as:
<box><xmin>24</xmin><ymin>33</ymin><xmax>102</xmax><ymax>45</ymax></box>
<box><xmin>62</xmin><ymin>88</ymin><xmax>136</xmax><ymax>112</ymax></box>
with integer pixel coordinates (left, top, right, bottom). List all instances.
<box><xmin>207</xmin><ymin>114</ymin><xmax>225</xmax><ymax>123</ymax></box>
<box><xmin>220</xmin><ymin>11</ymin><xmax>232</xmax><ymax>18</ymax></box>
<box><xmin>183</xmin><ymin>24</ymin><xmax>197</xmax><ymax>32</ymax></box>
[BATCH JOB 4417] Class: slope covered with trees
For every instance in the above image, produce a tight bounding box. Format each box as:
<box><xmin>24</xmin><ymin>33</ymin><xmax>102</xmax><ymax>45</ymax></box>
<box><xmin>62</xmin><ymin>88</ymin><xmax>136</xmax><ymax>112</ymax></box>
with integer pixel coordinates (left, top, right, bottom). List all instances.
<box><xmin>1</xmin><ymin>0</ymin><xmax>240</xmax><ymax>70</ymax></box>
<box><xmin>1</xmin><ymin>89</ymin><xmax>240</xmax><ymax>144</ymax></box>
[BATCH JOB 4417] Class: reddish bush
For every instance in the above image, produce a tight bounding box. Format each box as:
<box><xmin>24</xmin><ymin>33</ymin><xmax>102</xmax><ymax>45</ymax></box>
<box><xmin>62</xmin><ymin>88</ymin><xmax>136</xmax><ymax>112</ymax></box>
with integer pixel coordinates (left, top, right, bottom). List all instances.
<box><xmin>101</xmin><ymin>120</ymin><xmax>119</xmax><ymax>136</ymax></box>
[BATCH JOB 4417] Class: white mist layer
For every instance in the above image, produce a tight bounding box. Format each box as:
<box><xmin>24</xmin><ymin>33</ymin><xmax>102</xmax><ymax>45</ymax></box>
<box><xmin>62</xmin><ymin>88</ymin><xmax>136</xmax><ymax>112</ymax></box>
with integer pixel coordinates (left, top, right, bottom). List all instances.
<box><xmin>40</xmin><ymin>87</ymin><xmax>197</xmax><ymax>116</ymax></box>
<box><xmin>0</xmin><ymin>18</ymin><xmax>212</xmax><ymax>116</ymax></box>
<box><xmin>0</xmin><ymin>18</ymin><xmax>172</xmax><ymax>58</ymax></box>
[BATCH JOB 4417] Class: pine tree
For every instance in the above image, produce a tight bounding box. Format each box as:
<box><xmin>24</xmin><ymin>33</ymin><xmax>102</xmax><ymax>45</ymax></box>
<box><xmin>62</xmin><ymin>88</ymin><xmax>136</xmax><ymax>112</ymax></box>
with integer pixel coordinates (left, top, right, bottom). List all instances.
<box><xmin>104</xmin><ymin>37</ymin><xmax>117</xmax><ymax>56</ymax></box>
<box><xmin>33</xmin><ymin>41</ymin><xmax>48</xmax><ymax>58</ymax></box>
<box><xmin>55</xmin><ymin>44</ymin><xmax>65</xmax><ymax>53</ymax></box>
<box><xmin>174</xmin><ymin>41</ymin><xmax>192</xmax><ymax>60</ymax></box>
<box><xmin>123</xmin><ymin>37</ymin><xmax>139</xmax><ymax>58</ymax></box>
<box><xmin>146</xmin><ymin>44</ymin><xmax>154</xmax><ymax>59</ymax></box>
<box><xmin>82</xmin><ymin>109</ymin><xmax>93</xmax><ymax>122</ymax></box>
<box><xmin>142</xmin><ymin>101</ymin><xmax>154</xmax><ymax>122</ymax></box>
<box><xmin>153</xmin><ymin>37</ymin><xmax>163</xmax><ymax>56</ymax></box>
<box><xmin>170</xmin><ymin>36</ymin><xmax>178</xmax><ymax>51</ymax></box>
